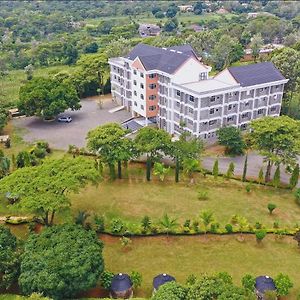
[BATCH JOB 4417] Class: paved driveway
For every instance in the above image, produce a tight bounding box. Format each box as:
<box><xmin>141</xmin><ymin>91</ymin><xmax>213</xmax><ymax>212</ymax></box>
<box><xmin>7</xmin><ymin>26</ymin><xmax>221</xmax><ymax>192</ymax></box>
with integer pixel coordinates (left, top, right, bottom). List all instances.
<box><xmin>13</xmin><ymin>97</ymin><xmax>132</xmax><ymax>150</ymax></box>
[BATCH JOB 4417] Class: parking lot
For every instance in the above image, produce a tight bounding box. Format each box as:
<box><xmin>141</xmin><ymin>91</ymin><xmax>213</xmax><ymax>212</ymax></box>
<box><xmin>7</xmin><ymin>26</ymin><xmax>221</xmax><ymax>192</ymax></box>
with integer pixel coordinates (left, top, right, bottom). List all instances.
<box><xmin>13</xmin><ymin>97</ymin><xmax>132</xmax><ymax>150</ymax></box>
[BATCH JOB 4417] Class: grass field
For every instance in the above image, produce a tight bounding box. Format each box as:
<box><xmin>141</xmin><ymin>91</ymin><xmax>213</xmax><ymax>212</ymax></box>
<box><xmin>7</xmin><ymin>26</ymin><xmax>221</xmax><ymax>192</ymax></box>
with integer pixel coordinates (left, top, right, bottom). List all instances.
<box><xmin>0</xmin><ymin>65</ymin><xmax>79</xmax><ymax>106</ymax></box>
<box><xmin>102</xmin><ymin>234</ymin><xmax>300</xmax><ymax>299</ymax></box>
<box><xmin>70</xmin><ymin>174</ymin><xmax>299</xmax><ymax>229</ymax></box>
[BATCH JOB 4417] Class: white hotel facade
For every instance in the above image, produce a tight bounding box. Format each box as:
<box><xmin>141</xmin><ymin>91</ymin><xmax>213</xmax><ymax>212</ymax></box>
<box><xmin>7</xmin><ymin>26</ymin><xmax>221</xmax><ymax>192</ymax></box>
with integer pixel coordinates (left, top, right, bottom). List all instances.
<box><xmin>109</xmin><ymin>44</ymin><xmax>288</xmax><ymax>140</ymax></box>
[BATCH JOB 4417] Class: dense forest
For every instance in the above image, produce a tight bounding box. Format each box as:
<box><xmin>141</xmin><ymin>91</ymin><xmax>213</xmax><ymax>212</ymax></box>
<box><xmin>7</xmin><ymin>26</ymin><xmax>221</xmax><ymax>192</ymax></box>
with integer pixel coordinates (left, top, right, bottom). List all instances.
<box><xmin>0</xmin><ymin>0</ymin><xmax>300</xmax><ymax>129</ymax></box>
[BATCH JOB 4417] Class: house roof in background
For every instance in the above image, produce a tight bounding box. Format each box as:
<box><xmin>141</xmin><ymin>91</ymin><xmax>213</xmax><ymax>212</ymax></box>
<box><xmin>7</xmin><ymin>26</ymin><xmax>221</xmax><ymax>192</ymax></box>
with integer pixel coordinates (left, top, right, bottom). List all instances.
<box><xmin>228</xmin><ymin>62</ymin><xmax>286</xmax><ymax>87</ymax></box>
<box><xmin>126</xmin><ymin>43</ymin><xmax>198</xmax><ymax>74</ymax></box>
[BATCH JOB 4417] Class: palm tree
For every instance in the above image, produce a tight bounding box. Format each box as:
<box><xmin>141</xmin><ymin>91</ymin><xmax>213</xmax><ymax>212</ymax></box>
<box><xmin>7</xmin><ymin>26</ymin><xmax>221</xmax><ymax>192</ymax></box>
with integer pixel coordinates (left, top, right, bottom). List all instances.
<box><xmin>183</xmin><ymin>158</ymin><xmax>200</xmax><ymax>184</ymax></box>
<box><xmin>199</xmin><ymin>210</ymin><xmax>214</xmax><ymax>233</ymax></box>
<box><xmin>159</xmin><ymin>214</ymin><xmax>178</xmax><ymax>235</ymax></box>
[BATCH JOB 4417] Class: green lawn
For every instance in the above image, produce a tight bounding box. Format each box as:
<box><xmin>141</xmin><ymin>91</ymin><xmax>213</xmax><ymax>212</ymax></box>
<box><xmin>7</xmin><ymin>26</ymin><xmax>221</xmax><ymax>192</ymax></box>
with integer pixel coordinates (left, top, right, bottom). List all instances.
<box><xmin>102</xmin><ymin>234</ymin><xmax>300</xmax><ymax>299</ymax></box>
<box><xmin>70</xmin><ymin>174</ymin><xmax>299</xmax><ymax>229</ymax></box>
<box><xmin>0</xmin><ymin>65</ymin><xmax>79</xmax><ymax>106</ymax></box>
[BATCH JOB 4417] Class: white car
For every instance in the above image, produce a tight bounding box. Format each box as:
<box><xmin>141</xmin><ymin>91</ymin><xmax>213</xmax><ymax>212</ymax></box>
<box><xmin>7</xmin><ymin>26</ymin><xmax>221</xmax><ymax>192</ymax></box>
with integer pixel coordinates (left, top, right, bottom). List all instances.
<box><xmin>58</xmin><ymin>116</ymin><xmax>72</xmax><ymax>123</ymax></box>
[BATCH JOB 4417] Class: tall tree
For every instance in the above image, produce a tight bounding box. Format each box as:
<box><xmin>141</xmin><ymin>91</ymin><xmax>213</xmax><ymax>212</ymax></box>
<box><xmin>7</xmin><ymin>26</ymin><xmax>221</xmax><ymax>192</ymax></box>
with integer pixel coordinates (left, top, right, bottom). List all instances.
<box><xmin>134</xmin><ymin>127</ymin><xmax>171</xmax><ymax>181</ymax></box>
<box><xmin>250</xmin><ymin>33</ymin><xmax>263</xmax><ymax>62</ymax></box>
<box><xmin>171</xmin><ymin>132</ymin><xmax>203</xmax><ymax>182</ymax></box>
<box><xmin>250</xmin><ymin>116</ymin><xmax>300</xmax><ymax>182</ymax></box>
<box><xmin>289</xmin><ymin>163</ymin><xmax>299</xmax><ymax>189</ymax></box>
<box><xmin>0</xmin><ymin>157</ymin><xmax>100</xmax><ymax>225</ymax></box>
<box><xmin>18</xmin><ymin>77</ymin><xmax>81</xmax><ymax>120</ymax></box>
<box><xmin>217</xmin><ymin>126</ymin><xmax>245</xmax><ymax>155</ymax></box>
<box><xmin>19</xmin><ymin>224</ymin><xmax>104</xmax><ymax>299</ymax></box>
<box><xmin>271</xmin><ymin>48</ymin><xmax>300</xmax><ymax>115</ymax></box>
<box><xmin>86</xmin><ymin>123</ymin><xmax>135</xmax><ymax>179</ymax></box>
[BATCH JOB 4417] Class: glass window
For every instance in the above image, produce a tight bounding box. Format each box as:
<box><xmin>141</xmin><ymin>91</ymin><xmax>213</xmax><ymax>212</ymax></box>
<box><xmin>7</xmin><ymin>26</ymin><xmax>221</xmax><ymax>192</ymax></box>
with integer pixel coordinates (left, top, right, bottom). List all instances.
<box><xmin>176</xmin><ymin>90</ymin><xmax>181</xmax><ymax>96</ymax></box>
<box><xmin>149</xmin><ymin>84</ymin><xmax>157</xmax><ymax>89</ymax></box>
<box><xmin>141</xmin><ymin>105</ymin><xmax>144</xmax><ymax>109</ymax></box>
<box><xmin>140</xmin><ymin>72</ymin><xmax>144</xmax><ymax>78</ymax></box>
<box><xmin>133</xmin><ymin>80</ymin><xmax>137</xmax><ymax>85</ymax></box>
<box><xmin>149</xmin><ymin>105</ymin><xmax>156</xmax><ymax>111</ymax></box>
<box><xmin>134</xmin><ymin>91</ymin><xmax>137</xmax><ymax>96</ymax></box>
<box><xmin>189</xmin><ymin>95</ymin><xmax>194</xmax><ymax>102</ymax></box>
<box><xmin>209</xmin><ymin>108</ymin><xmax>214</xmax><ymax>114</ymax></box>
<box><xmin>149</xmin><ymin>74</ymin><xmax>156</xmax><ymax>78</ymax></box>
<box><xmin>149</xmin><ymin>95</ymin><xmax>156</xmax><ymax>100</ymax></box>
<box><xmin>140</xmin><ymin>83</ymin><xmax>144</xmax><ymax>89</ymax></box>
<box><xmin>133</xmin><ymin>70</ymin><xmax>137</xmax><ymax>75</ymax></box>
<box><xmin>141</xmin><ymin>94</ymin><xmax>144</xmax><ymax>100</ymax></box>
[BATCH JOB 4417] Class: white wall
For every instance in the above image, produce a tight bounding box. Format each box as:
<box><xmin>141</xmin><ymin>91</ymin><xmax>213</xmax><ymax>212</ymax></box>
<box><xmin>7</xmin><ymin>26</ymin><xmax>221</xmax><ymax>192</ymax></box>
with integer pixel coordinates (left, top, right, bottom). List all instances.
<box><xmin>214</xmin><ymin>69</ymin><xmax>238</xmax><ymax>85</ymax></box>
<box><xmin>131</xmin><ymin>69</ymin><xmax>147</xmax><ymax>117</ymax></box>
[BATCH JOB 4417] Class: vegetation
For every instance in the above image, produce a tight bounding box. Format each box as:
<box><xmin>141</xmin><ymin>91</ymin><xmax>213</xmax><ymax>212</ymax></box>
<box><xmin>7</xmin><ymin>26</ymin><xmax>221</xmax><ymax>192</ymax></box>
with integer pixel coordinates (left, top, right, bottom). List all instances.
<box><xmin>217</xmin><ymin>126</ymin><xmax>245</xmax><ymax>155</ymax></box>
<box><xmin>19</xmin><ymin>224</ymin><xmax>104</xmax><ymax>299</ymax></box>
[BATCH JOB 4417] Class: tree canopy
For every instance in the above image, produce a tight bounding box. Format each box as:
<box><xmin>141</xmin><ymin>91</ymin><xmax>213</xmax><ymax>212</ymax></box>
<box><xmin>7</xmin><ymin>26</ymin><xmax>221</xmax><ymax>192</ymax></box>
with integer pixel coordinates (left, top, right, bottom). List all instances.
<box><xmin>19</xmin><ymin>224</ymin><xmax>104</xmax><ymax>299</ymax></box>
<box><xmin>0</xmin><ymin>157</ymin><xmax>101</xmax><ymax>225</ymax></box>
<box><xmin>217</xmin><ymin>126</ymin><xmax>245</xmax><ymax>155</ymax></box>
<box><xmin>18</xmin><ymin>77</ymin><xmax>81</xmax><ymax>120</ymax></box>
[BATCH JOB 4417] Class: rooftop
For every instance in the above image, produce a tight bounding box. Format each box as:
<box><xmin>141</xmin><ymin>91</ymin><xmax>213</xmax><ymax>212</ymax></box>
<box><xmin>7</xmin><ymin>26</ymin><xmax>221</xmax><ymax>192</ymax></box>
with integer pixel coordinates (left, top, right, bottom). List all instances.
<box><xmin>126</xmin><ymin>44</ymin><xmax>198</xmax><ymax>74</ymax></box>
<box><xmin>228</xmin><ymin>62</ymin><xmax>286</xmax><ymax>87</ymax></box>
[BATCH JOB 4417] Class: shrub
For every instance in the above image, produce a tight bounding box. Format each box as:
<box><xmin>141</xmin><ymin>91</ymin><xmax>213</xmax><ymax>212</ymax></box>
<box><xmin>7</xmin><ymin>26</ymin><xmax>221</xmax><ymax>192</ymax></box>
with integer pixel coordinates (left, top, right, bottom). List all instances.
<box><xmin>141</xmin><ymin>215</ymin><xmax>151</xmax><ymax>232</ymax></box>
<box><xmin>183</xmin><ymin>219</ymin><xmax>191</xmax><ymax>228</ymax></box>
<box><xmin>130</xmin><ymin>271</ymin><xmax>142</xmax><ymax>289</ymax></box>
<box><xmin>294</xmin><ymin>188</ymin><xmax>300</xmax><ymax>205</ymax></box>
<box><xmin>100</xmin><ymin>270</ymin><xmax>114</xmax><ymax>289</ymax></box>
<box><xmin>255</xmin><ymin>229</ymin><xmax>267</xmax><ymax>243</ymax></box>
<box><xmin>241</xmin><ymin>274</ymin><xmax>255</xmax><ymax>291</ymax></box>
<box><xmin>264</xmin><ymin>290</ymin><xmax>277</xmax><ymax>300</ymax></box>
<box><xmin>94</xmin><ymin>215</ymin><xmax>105</xmax><ymax>233</ymax></box>
<box><xmin>267</xmin><ymin>203</ymin><xmax>277</xmax><ymax>214</ymax></box>
<box><xmin>225</xmin><ymin>223</ymin><xmax>233</xmax><ymax>233</ymax></box>
<box><xmin>231</xmin><ymin>215</ymin><xmax>239</xmax><ymax>225</ymax></box>
<box><xmin>120</xmin><ymin>236</ymin><xmax>131</xmax><ymax>248</ymax></box>
<box><xmin>258</xmin><ymin>168</ymin><xmax>264</xmax><ymax>184</ymax></box>
<box><xmin>273</xmin><ymin>165</ymin><xmax>280</xmax><ymax>188</ymax></box>
<box><xmin>186</xmin><ymin>274</ymin><xmax>197</xmax><ymax>286</ymax></box>
<box><xmin>197</xmin><ymin>190</ymin><xmax>209</xmax><ymax>201</ymax></box>
<box><xmin>210</xmin><ymin>222</ymin><xmax>220</xmax><ymax>233</ymax></box>
<box><xmin>289</xmin><ymin>163</ymin><xmax>299</xmax><ymax>189</ymax></box>
<box><xmin>245</xmin><ymin>183</ymin><xmax>251</xmax><ymax>193</ymax></box>
<box><xmin>212</xmin><ymin>160</ymin><xmax>219</xmax><ymax>179</ymax></box>
<box><xmin>110</xmin><ymin>218</ymin><xmax>124</xmax><ymax>234</ymax></box>
<box><xmin>254</xmin><ymin>222</ymin><xmax>262</xmax><ymax>229</ymax></box>
<box><xmin>275</xmin><ymin>273</ymin><xmax>293</xmax><ymax>296</ymax></box>
<box><xmin>192</xmin><ymin>220</ymin><xmax>199</xmax><ymax>232</ymax></box>
<box><xmin>273</xmin><ymin>220</ymin><xmax>280</xmax><ymax>229</ymax></box>
<box><xmin>225</xmin><ymin>162</ymin><xmax>235</xmax><ymax>179</ymax></box>
<box><xmin>152</xmin><ymin>281</ymin><xmax>187</xmax><ymax>300</ymax></box>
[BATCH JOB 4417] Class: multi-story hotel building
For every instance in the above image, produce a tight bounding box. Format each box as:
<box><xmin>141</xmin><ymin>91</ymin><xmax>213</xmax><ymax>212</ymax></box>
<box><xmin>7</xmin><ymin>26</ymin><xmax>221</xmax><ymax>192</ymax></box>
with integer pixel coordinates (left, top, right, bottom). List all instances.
<box><xmin>109</xmin><ymin>43</ymin><xmax>288</xmax><ymax>140</ymax></box>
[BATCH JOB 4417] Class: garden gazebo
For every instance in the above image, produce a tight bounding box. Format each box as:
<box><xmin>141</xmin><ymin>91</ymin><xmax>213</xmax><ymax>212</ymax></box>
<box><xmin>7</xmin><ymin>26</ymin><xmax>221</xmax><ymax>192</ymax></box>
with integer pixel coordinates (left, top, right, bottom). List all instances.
<box><xmin>152</xmin><ymin>273</ymin><xmax>176</xmax><ymax>293</ymax></box>
<box><xmin>110</xmin><ymin>273</ymin><xmax>133</xmax><ymax>299</ymax></box>
<box><xmin>255</xmin><ymin>275</ymin><xmax>277</xmax><ymax>300</ymax></box>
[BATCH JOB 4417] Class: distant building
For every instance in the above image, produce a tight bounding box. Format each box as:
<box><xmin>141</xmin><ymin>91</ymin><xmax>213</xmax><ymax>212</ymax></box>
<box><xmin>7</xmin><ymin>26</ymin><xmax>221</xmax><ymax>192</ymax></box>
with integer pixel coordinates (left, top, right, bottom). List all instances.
<box><xmin>109</xmin><ymin>43</ymin><xmax>288</xmax><ymax>141</ymax></box>
<box><xmin>247</xmin><ymin>12</ymin><xmax>275</xmax><ymax>19</ymax></box>
<box><xmin>138</xmin><ymin>24</ymin><xmax>161</xmax><ymax>37</ymax></box>
<box><xmin>178</xmin><ymin>5</ymin><xmax>193</xmax><ymax>12</ymax></box>
<box><xmin>243</xmin><ymin>44</ymin><xmax>284</xmax><ymax>61</ymax></box>
<box><xmin>189</xmin><ymin>24</ymin><xmax>204</xmax><ymax>32</ymax></box>
<box><xmin>216</xmin><ymin>8</ymin><xmax>229</xmax><ymax>14</ymax></box>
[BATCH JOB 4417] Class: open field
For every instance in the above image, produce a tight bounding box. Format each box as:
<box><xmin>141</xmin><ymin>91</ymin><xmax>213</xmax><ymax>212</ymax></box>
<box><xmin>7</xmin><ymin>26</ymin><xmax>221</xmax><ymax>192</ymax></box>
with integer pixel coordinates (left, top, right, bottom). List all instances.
<box><xmin>70</xmin><ymin>174</ymin><xmax>299</xmax><ymax>229</ymax></box>
<box><xmin>102</xmin><ymin>234</ymin><xmax>300</xmax><ymax>299</ymax></box>
<box><xmin>0</xmin><ymin>65</ymin><xmax>79</xmax><ymax>106</ymax></box>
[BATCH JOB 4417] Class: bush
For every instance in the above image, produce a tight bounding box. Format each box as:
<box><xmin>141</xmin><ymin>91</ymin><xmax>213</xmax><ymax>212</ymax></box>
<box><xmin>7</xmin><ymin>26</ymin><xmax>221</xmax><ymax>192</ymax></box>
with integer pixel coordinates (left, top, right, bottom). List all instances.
<box><xmin>197</xmin><ymin>190</ymin><xmax>209</xmax><ymax>201</ymax></box>
<box><xmin>264</xmin><ymin>290</ymin><xmax>277</xmax><ymax>300</ymax></box>
<box><xmin>294</xmin><ymin>188</ymin><xmax>300</xmax><ymax>205</ymax></box>
<box><xmin>192</xmin><ymin>220</ymin><xmax>200</xmax><ymax>232</ymax></box>
<box><xmin>210</xmin><ymin>222</ymin><xmax>220</xmax><ymax>233</ymax></box>
<box><xmin>254</xmin><ymin>222</ymin><xmax>262</xmax><ymax>229</ymax></box>
<box><xmin>273</xmin><ymin>220</ymin><xmax>280</xmax><ymax>229</ymax></box>
<box><xmin>141</xmin><ymin>215</ymin><xmax>151</xmax><ymax>232</ymax></box>
<box><xmin>110</xmin><ymin>218</ymin><xmax>124</xmax><ymax>234</ymax></box>
<box><xmin>241</xmin><ymin>274</ymin><xmax>255</xmax><ymax>291</ymax></box>
<box><xmin>100</xmin><ymin>270</ymin><xmax>114</xmax><ymax>289</ymax></box>
<box><xmin>130</xmin><ymin>271</ymin><xmax>142</xmax><ymax>289</ymax></box>
<box><xmin>152</xmin><ymin>281</ymin><xmax>187</xmax><ymax>300</ymax></box>
<box><xmin>94</xmin><ymin>215</ymin><xmax>105</xmax><ymax>233</ymax></box>
<box><xmin>245</xmin><ymin>183</ymin><xmax>251</xmax><ymax>193</ymax></box>
<box><xmin>186</xmin><ymin>274</ymin><xmax>197</xmax><ymax>286</ymax></box>
<box><xmin>275</xmin><ymin>273</ymin><xmax>293</xmax><ymax>296</ymax></box>
<box><xmin>231</xmin><ymin>215</ymin><xmax>239</xmax><ymax>225</ymax></box>
<box><xmin>267</xmin><ymin>203</ymin><xmax>277</xmax><ymax>214</ymax></box>
<box><xmin>255</xmin><ymin>229</ymin><xmax>267</xmax><ymax>243</ymax></box>
<box><xmin>225</xmin><ymin>223</ymin><xmax>233</xmax><ymax>233</ymax></box>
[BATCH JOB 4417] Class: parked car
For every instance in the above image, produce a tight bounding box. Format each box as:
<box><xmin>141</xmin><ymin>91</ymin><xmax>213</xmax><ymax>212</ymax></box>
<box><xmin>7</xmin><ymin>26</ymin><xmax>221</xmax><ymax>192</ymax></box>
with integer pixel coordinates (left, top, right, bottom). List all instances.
<box><xmin>58</xmin><ymin>116</ymin><xmax>72</xmax><ymax>123</ymax></box>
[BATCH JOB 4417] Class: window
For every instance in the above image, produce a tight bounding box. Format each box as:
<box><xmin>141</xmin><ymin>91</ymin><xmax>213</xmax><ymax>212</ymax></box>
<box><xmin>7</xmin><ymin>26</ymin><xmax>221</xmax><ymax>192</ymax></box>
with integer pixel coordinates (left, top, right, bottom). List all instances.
<box><xmin>199</xmin><ymin>72</ymin><xmax>207</xmax><ymax>80</ymax></box>
<box><xmin>140</xmin><ymin>72</ymin><xmax>144</xmax><ymax>78</ymax></box>
<box><xmin>227</xmin><ymin>116</ymin><xmax>234</xmax><ymax>122</ymax></box>
<box><xmin>242</xmin><ymin>112</ymin><xmax>249</xmax><ymax>119</ymax></box>
<box><xmin>149</xmin><ymin>74</ymin><xmax>156</xmax><ymax>78</ymax></box>
<box><xmin>189</xmin><ymin>95</ymin><xmax>194</xmax><ymax>102</ymax></box>
<box><xmin>228</xmin><ymin>104</ymin><xmax>232</xmax><ymax>111</ymax></box>
<box><xmin>140</xmin><ymin>83</ymin><xmax>144</xmax><ymax>89</ymax></box>
<box><xmin>245</xmin><ymin>102</ymin><xmax>249</xmax><ymax>107</ymax></box>
<box><xmin>209</xmin><ymin>120</ymin><xmax>217</xmax><ymax>126</ymax></box>
<box><xmin>114</xmin><ymin>75</ymin><xmax>117</xmax><ymax>79</ymax></box>
<box><xmin>141</xmin><ymin>105</ymin><xmax>144</xmax><ymax>109</ymax></box>
<box><xmin>149</xmin><ymin>105</ymin><xmax>156</xmax><ymax>111</ymax></box>
<box><xmin>210</xmin><ymin>96</ymin><xmax>216</xmax><ymax>102</ymax></box>
<box><xmin>134</xmin><ymin>101</ymin><xmax>137</xmax><ymax>106</ymax></box>
<box><xmin>188</xmin><ymin>107</ymin><xmax>193</xmax><ymax>114</ymax></box>
<box><xmin>188</xmin><ymin>119</ymin><xmax>193</xmax><ymax>125</ymax></box>
<box><xmin>241</xmin><ymin>124</ymin><xmax>247</xmax><ymax>130</ymax></box>
<box><xmin>258</xmin><ymin>109</ymin><xmax>264</xmax><ymax>115</ymax></box>
<box><xmin>271</xmin><ymin>106</ymin><xmax>277</xmax><ymax>112</ymax></box>
<box><xmin>149</xmin><ymin>83</ymin><xmax>157</xmax><ymax>89</ymax></box>
<box><xmin>133</xmin><ymin>80</ymin><xmax>137</xmax><ymax>85</ymax></box>
<box><xmin>273</xmin><ymin>94</ymin><xmax>277</xmax><ymax>100</ymax></box>
<box><xmin>113</xmin><ymin>66</ymin><xmax>116</xmax><ymax>71</ymax></box>
<box><xmin>209</xmin><ymin>108</ymin><xmax>215</xmax><ymax>115</ymax></box>
<box><xmin>149</xmin><ymin>95</ymin><xmax>156</xmax><ymax>100</ymax></box>
<box><xmin>176</xmin><ymin>90</ymin><xmax>181</xmax><ymax>97</ymax></box>
<box><xmin>134</xmin><ymin>91</ymin><xmax>137</xmax><ymax>96</ymax></box>
<box><xmin>141</xmin><ymin>94</ymin><xmax>144</xmax><ymax>100</ymax></box>
<box><xmin>133</xmin><ymin>70</ymin><xmax>137</xmax><ymax>75</ymax></box>
<box><xmin>176</xmin><ymin>101</ymin><xmax>180</xmax><ymax>107</ymax></box>
<box><xmin>175</xmin><ymin>113</ymin><xmax>180</xmax><ymax>118</ymax></box>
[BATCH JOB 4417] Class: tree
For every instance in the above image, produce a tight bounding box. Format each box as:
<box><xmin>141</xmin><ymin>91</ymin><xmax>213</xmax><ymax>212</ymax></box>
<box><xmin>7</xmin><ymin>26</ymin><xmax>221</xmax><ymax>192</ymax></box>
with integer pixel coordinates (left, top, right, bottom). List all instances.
<box><xmin>0</xmin><ymin>225</ymin><xmax>20</xmax><ymax>290</ymax></box>
<box><xmin>84</xmin><ymin>42</ymin><xmax>99</xmax><ymax>53</ymax></box>
<box><xmin>153</xmin><ymin>162</ymin><xmax>170</xmax><ymax>182</ymax></box>
<box><xmin>0</xmin><ymin>157</ymin><xmax>100</xmax><ymax>226</ymax></box>
<box><xmin>274</xmin><ymin>273</ymin><xmax>293</xmax><ymax>297</ymax></box>
<box><xmin>164</xmin><ymin>18</ymin><xmax>178</xmax><ymax>32</ymax></box>
<box><xmin>19</xmin><ymin>224</ymin><xmax>104</xmax><ymax>299</ymax></box>
<box><xmin>152</xmin><ymin>281</ymin><xmax>187</xmax><ymax>300</ymax></box>
<box><xmin>199</xmin><ymin>210</ymin><xmax>214</xmax><ymax>233</ymax></box>
<box><xmin>18</xmin><ymin>77</ymin><xmax>81</xmax><ymax>120</ymax></box>
<box><xmin>267</xmin><ymin>203</ymin><xmax>277</xmax><ymax>214</ymax></box>
<box><xmin>250</xmin><ymin>116</ymin><xmax>300</xmax><ymax>182</ymax></box>
<box><xmin>194</xmin><ymin>2</ymin><xmax>203</xmax><ymax>15</ymax></box>
<box><xmin>171</xmin><ymin>132</ymin><xmax>203</xmax><ymax>182</ymax></box>
<box><xmin>255</xmin><ymin>229</ymin><xmax>267</xmax><ymax>243</ymax></box>
<box><xmin>183</xmin><ymin>158</ymin><xmax>200</xmax><ymax>184</ymax></box>
<box><xmin>226</xmin><ymin>162</ymin><xmax>235</xmax><ymax>179</ymax></box>
<box><xmin>258</xmin><ymin>167</ymin><xmax>264</xmax><ymax>184</ymax></box>
<box><xmin>289</xmin><ymin>163</ymin><xmax>299</xmax><ymax>189</ymax></box>
<box><xmin>166</xmin><ymin>5</ymin><xmax>178</xmax><ymax>18</ymax></box>
<box><xmin>159</xmin><ymin>214</ymin><xmax>178</xmax><ymax>235</ymax></box>
<box><xmin>250</xmin><ymin>33</ymin><xmax>263</xmax><ymax>62</ymax></box>
<box><xmin>217</xmin><ymin>126</ymin><xmax>245</xmax><ymax>155</ymax></box>
<box><xmin>242</xmin><ymin>155</ymin><xmax>248</xmax><ymax>182</ymax></box>
<box><xmin>272</xmin><ymin>48</ymin><xmax>300</xmax><ymax>115</ymax></box>
<box><xmin>24</xmin><ymin>64</ymin><xmax>34</xmax><ymax>80</ymax></box>
<box><xmin>213</xmin><ymin>159</ymin><xmax>219</xmax><ymax>179</ymax></box>
<box><xmin>135</xmin><ymin>127</ymin><xmax>171</xmax><ymax>181</ymax></box>
<box><xmin>152</xmin><ymin>6</ymin><xmax>162</xmax><ymax>16</ymax></box>
<box><xmin>87</xmin><ymin>123</ymin><xmax>134</xmax><ymax>179</ymax></box>
<box><xmin>273</xmin><ymin>165</ymin><xmax>280</xmax><ymax>188</ymax></box>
